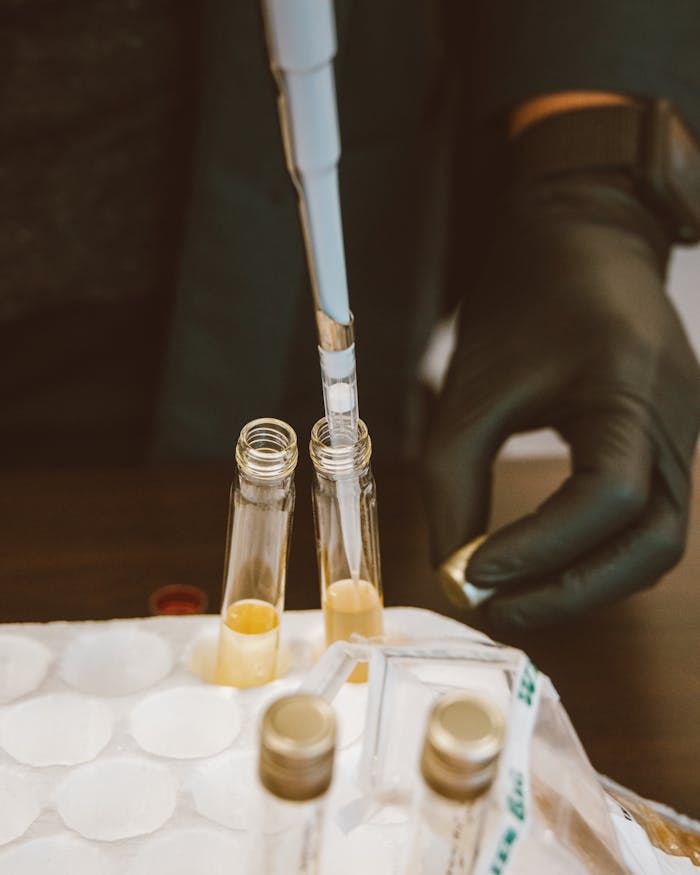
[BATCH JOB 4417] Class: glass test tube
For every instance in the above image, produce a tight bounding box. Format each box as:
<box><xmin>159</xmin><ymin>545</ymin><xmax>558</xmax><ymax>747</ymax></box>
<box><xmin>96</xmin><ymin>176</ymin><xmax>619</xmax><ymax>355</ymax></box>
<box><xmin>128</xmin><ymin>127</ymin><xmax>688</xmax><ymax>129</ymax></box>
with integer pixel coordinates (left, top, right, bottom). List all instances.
<box><xmin>216</xmin><ymin>418</ymin><xmax>297</xmax><ymax>689</ymax></box>
<box><xmin>309</xmin><ymin>417</ymin><xmax>384</xmax><ymax>683</ymax></box>
<box><xmin>257</xmin><ymin>694</ymin><xmax>336</xmax><ymax>875</ymax></box>
<box><xmin>406</xmin><ymin>693</ymin><xmax>504</xmax><ymax>875</ymax></box>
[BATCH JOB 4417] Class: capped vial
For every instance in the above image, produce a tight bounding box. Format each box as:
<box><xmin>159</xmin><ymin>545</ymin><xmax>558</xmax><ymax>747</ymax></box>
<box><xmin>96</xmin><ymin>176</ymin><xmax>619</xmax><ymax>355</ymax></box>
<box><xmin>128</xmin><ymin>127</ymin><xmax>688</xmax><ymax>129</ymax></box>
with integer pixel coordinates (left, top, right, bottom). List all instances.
<box><xmin>257</xmin><ymin>694</ymin><xmax>337</xmax><ymax>874</ymax></box>
<box><xmin>407</xmin><ymin>692</ymin><xmax>504</xmax><ymax>874</ymax></box>
<box><xmin>216</xmin><ymin>419</ymin><xmax>297</xmax><ymax>688</ymax></box>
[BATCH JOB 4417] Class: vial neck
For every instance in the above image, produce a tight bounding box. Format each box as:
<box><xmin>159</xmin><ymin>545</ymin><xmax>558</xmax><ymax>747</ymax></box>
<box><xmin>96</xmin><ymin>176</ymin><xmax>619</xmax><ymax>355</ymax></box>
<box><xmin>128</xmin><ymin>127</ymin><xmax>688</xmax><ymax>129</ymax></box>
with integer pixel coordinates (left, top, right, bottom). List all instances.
<box><xmin>309</xmin><ymin>418</ymin><xmax>371</xmax><ymax>477</ymax></box>
<box><xmin>236</xmin><ymin>419</ymin><xmax>298</xmax><ymax>482</ymax></box>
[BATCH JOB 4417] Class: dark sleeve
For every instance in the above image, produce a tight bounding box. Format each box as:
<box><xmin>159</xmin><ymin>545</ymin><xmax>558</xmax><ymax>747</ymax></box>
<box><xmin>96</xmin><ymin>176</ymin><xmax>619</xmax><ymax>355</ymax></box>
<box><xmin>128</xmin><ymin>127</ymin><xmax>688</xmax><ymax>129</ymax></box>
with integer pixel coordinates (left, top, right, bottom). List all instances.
<box><xmin>468</xmin><ymin>1</ymin><xmax>700</xmax><ymax>134</ymax></box>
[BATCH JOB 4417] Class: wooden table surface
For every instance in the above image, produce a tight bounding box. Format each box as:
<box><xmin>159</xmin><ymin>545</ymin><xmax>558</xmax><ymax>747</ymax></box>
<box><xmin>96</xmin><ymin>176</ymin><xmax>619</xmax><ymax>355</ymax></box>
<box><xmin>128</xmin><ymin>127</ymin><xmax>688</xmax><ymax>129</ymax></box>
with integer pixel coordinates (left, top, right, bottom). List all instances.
<box><xmin>1</xmin><ymin>457</ymin><xmax>698</xmax><ymax>818</ymax></box>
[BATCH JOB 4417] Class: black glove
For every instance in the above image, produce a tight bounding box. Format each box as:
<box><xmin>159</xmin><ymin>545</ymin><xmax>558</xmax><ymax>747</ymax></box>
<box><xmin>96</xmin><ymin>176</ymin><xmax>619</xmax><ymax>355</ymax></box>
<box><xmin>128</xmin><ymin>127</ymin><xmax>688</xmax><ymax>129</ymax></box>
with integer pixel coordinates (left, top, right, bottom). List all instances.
<box><xmin>422</xmin><ymin>170</ymin><xmax>700</xmax><ymax>628</ymax></box>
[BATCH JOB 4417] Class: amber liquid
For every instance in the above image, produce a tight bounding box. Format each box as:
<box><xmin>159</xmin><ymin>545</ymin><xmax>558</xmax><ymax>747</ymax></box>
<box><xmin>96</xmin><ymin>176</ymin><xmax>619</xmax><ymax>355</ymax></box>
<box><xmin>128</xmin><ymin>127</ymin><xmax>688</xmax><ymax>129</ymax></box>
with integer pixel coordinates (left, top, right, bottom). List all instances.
<box><xmin>216</xmin><ymin>599</ymin><xmax>280</xmax><ymax>688</ymax></box>
<box><xmin>323</xmin><ymin>579</ymin><xmax>383</xmax><ymax>683</ymax></box>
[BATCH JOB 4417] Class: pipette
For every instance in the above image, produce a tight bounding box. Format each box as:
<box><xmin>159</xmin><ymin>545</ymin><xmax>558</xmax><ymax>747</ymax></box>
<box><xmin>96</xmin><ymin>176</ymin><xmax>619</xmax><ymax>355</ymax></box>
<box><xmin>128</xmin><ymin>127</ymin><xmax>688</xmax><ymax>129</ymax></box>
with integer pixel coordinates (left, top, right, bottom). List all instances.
<box><xmin>262</xmin><ymin>0</ymin><xmax>363</xmax><ymax>580</ymax></box>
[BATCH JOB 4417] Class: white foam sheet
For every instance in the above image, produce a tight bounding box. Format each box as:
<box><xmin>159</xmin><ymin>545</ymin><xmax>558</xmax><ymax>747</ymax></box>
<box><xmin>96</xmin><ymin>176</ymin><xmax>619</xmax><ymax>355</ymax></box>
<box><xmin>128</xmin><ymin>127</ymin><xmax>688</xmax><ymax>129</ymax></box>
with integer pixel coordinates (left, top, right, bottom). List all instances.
<box><xmin>0</xmin><ymin>609</ymin><xmax>460</xmax><ymax>872</ymax></box>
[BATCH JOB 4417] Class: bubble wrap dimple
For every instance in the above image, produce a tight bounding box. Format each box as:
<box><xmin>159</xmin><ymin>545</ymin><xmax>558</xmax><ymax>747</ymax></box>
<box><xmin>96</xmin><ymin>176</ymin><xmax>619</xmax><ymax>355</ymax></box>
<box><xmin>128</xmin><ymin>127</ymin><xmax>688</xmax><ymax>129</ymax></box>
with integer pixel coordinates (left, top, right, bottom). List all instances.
<box><xmin>0</xmin><ymin>609</ymin><xmax>697</xmax><ymax>875</ymax></box>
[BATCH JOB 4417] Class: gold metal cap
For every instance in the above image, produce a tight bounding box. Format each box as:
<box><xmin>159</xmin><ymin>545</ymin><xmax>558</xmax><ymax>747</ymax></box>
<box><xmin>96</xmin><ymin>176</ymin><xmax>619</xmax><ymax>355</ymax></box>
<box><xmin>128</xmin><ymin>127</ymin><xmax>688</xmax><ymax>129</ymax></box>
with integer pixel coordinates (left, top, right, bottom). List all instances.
<box><xmin>259</xmin><ymin>694</ymin><xmax>336</xmax><ymax>802</ymax></box>
<box><xmin>438</xmin><ymin>536</ymin><xmax>494</xmax><ymax>609</ymax></box>
<box><xmin>420</xmin><ymin>692</ymin><xmax>504</xmax><ymax>802</ymax></box>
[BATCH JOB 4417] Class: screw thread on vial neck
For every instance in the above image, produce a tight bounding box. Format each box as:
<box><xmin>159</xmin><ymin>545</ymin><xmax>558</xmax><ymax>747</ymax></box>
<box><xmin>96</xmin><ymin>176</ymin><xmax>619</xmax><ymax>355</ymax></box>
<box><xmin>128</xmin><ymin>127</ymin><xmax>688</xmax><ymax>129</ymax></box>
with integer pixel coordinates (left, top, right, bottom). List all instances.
<box><xmin>309</xmin><ymin>418</ymin><xmax>371</xmax><ymax>476</ymax></box>
<box><xmin>236</xmin><ymin>418</ymin><xmax>298</xmax><ymax>481</ymax></box>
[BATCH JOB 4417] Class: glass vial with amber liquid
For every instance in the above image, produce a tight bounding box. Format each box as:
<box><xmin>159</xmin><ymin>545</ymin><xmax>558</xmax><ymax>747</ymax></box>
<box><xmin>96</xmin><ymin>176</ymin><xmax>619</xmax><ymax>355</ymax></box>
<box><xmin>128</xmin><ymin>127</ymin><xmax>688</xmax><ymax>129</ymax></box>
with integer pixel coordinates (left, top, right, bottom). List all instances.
<box><xmin>406</xmin><ymin>692</ymin><xmax>504</xmax><ymax>875</ymax></box>
<box><xmin>216</xmin><ymin>418</ymin><xmax>297</xmax><ymax>688</ymax></box>
<box><xmin>309</xmin><ymin>418</ymin><xmax>384</xmax><ymax>683</ymax></box>
<box><xmin>256</xmin><ymin>694</ymin><xmax>336</xmax><ymax>875</ymax></box>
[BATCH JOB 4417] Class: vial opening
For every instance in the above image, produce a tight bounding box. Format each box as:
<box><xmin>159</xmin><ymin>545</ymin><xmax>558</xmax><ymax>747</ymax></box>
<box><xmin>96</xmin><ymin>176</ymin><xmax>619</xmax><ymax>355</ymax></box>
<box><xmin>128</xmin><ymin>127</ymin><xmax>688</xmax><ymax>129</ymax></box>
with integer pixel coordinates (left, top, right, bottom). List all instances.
<box><xmin>309</xmin><ymin>418</ymin><xmax>371</xmax><ymax>475</ymax></box>
<box><xmin>236</xmin><ymin>419</ymin><xmax>298</xmax><ymax>480</ymax></box>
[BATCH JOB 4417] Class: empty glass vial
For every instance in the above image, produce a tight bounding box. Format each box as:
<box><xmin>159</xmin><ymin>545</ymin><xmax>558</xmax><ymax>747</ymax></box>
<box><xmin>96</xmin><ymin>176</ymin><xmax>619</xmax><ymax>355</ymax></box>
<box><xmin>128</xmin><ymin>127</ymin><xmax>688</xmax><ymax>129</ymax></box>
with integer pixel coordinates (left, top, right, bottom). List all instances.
<box><xmin>406</xmin><ymin>692</ymin><xmax>504</xmax><ymax>875</ymax></box>
<box><xmin>216</xmin><ymin>418</ymin><xmax>297</xmax><ymax>688</ymax></box>
<box><xmin>257</xmin><ymin>694</ymin><xmax>337</xmax><ymax>875</ymax></box>
<box><xmin>309</xmin><ymin>417</ymin><xmax>384</xmax><ymax>683</ymax></box>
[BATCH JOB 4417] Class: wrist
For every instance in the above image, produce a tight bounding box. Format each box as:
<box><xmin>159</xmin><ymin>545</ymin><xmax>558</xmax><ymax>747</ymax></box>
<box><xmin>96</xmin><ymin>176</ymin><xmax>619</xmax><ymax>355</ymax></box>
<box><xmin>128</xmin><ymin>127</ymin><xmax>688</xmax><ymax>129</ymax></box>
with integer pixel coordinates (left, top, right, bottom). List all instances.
<box><xmin>507</xmin><ymin>99</ymin><xmax>700</xmax><ymax>245</ymax></box>
<box><xmin>509</xmin><ymin>91</ymin><xmax>635</xmax><ymax>139</ymax></box>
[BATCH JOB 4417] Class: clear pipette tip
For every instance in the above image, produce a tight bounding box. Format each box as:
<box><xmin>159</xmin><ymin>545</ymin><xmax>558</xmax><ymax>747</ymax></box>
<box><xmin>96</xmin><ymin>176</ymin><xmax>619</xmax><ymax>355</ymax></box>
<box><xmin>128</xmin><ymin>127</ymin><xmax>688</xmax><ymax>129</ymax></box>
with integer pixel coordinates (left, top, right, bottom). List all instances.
<box><xmin>319</xmin><ymin>342</ymin><xmax>363</xmax><ymax>583</ymax></box>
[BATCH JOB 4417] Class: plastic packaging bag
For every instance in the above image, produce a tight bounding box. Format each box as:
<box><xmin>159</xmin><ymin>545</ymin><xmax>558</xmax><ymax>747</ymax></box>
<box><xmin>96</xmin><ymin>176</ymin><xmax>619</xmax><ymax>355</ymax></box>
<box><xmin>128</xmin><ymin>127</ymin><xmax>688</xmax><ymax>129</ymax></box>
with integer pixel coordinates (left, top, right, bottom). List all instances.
<box><xmin>302</xmin><ymin>635</ymin><xmax>699</xmax><ymax>874</ymax></box>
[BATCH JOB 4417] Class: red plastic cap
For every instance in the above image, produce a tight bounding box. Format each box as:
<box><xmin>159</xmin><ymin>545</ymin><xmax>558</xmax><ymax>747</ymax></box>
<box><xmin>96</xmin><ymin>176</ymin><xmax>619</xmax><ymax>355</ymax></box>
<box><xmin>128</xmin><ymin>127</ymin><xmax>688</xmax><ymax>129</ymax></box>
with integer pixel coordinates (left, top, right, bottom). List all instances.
<box><xmin>148</xmin><ymin>584</ymin><xmax>209</xmax><ymax>616</ymax></box>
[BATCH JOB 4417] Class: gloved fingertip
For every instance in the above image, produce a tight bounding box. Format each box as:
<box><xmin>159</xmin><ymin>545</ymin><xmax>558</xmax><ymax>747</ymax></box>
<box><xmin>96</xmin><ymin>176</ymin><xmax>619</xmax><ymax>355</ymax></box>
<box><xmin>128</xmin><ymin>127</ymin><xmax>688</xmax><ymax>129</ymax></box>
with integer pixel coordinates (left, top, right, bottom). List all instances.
<box><xmin>486</xmin><ymin>589</ymin><xmax>568</xmax><ymax>631</ymax></box>
<box><xmin>466</xmin><ymin>547</ymin><xmax>514</xmax><ymax>586</ymax></box>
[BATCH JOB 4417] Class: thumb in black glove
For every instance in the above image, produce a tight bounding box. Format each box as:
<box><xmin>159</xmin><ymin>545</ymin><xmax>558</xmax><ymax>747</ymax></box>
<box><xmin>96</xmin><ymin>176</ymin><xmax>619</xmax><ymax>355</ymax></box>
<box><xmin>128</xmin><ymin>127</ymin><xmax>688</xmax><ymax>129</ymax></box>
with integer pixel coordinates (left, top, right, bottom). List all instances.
<box><xmin>422</xmin><ymin>170</ymin><xmax>700</xmax><ymax>629</ymax></box>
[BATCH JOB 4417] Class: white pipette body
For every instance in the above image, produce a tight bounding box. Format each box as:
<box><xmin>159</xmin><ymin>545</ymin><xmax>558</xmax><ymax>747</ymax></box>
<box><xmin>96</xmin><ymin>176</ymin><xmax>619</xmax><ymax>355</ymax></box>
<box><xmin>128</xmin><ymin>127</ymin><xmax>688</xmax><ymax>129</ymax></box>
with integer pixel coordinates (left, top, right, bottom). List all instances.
<box><xmin>262</xmin><ymin>0</ymin><xmax>363</xmax><ymax>579</ymax></box>
<box><xmin>262</xmin><ymin>1</ymin><xmax>349</xmax><ymax>318</ymax></box>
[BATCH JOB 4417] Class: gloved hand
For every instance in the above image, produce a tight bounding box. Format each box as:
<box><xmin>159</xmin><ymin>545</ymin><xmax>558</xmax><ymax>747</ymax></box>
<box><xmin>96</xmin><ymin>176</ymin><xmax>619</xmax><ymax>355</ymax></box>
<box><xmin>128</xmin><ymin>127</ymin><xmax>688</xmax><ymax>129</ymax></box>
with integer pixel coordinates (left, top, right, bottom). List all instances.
<box><xmin>422</xmin><ymin>170</ymin><xmax>700</xmax><ymax>629</ymax></box>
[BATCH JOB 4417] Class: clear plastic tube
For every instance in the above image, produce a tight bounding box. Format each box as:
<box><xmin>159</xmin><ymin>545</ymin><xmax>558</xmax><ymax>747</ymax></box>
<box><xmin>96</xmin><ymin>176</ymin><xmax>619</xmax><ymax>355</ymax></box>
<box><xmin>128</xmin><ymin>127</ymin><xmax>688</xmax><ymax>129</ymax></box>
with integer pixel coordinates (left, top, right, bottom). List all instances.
<box><xmin>216</xmin><ymin>419</ymin><xmax>297</xmax><ymax>688</ymax></box>
<box><xmin>259</xmin><ymin>791</ymin><xmax>328</xmax><ymax>875</ymax></box>
<box><xmin>318</xmin><ymin>343</ymin><xmax>362</xmax><ymax>582</ymax></box>
<box><xmin>405</xmin><ymin>693</ymin><xmax>504</xmax><ymax>874</ymax></box>
<box><xmin>309</xmin><ymin>418</ymin><xmax>384</xmax><ymax>683</ymax></box>
<box><xmin>407</xmin><ymin>785</ymin><xmax>490</xmax><ymax>875</ymax></box>
<box><xmin>318</xmin><ymin>345</ymin><xmax>359</xmax><ymax>446</ymax></box>
<box><xmin>256</xmin><ymin>694</ymin><xmax>336</xmax><ymax>875</ymax></box>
